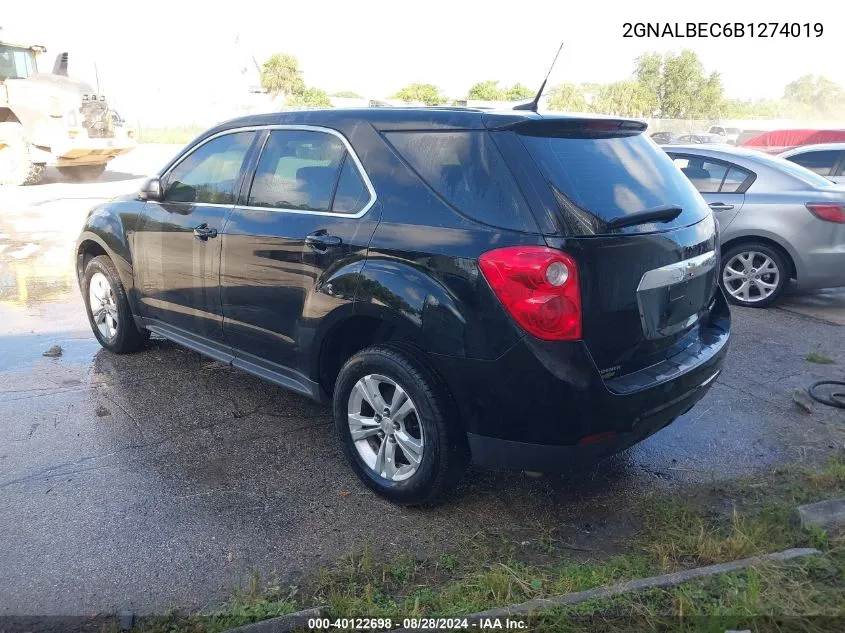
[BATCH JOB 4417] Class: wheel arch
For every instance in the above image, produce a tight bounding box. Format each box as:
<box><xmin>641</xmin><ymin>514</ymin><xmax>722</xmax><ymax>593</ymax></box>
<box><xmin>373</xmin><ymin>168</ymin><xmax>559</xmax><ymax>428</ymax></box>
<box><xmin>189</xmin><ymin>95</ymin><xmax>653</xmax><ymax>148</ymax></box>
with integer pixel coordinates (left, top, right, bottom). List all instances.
<box><xmin>721</xmin><ymin>233</ymin><xmax>798</xmax><ymax>280</ymax></box>
<box><xmin>312</xmin><ymin>304</ymin><xmax>431</xmax><ymax>398</ymax></box>
<box><xmin>75</xmin><ymin>230</ymin><xmax>135</xmax><ymax>295</ymax></box>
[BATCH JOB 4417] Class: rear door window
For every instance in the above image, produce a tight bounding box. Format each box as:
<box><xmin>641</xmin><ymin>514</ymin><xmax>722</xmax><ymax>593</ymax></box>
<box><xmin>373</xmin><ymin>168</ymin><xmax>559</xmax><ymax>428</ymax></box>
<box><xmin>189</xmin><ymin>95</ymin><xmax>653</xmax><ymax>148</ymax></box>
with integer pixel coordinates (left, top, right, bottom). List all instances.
<box><xmin>383</xmin><ymin>130</ymin><xmax>536</xmax><ymax>232</ymax></box>
<box><xmin>248</xmin><ymin>130</ymin><xmax>345</xmax><ymax>212</ymax></box>
<box><xmin>518</xmin><ymin>130</ymin><xmax>708</xmax><ymax>234</ymax></box>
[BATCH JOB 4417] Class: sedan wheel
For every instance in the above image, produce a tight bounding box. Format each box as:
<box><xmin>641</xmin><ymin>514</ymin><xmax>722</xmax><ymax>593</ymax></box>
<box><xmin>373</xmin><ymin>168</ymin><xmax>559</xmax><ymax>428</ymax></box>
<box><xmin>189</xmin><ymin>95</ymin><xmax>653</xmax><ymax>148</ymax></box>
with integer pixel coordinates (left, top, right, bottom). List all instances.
<box><xmin>347</xmin><ymin>374</ymin><xmax>424</xmax><ymax>482</ymax></box>
<box><xmin>719</xmin><ymin>244</ymin><xmax>787</xmax><ymax>308</ymax></box>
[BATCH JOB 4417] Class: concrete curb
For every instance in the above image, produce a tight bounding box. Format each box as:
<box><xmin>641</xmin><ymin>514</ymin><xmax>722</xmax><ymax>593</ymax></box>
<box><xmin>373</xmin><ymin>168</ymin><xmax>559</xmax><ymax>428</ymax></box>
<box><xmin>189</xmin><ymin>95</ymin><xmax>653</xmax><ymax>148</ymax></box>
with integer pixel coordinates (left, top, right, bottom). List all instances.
<box><xmin>391</xmin><ymin>547</ymin><xmax>820</xmax><ymax>632</ymax></box>
<box><xmin>795</xmin><ymin>497</ymin><xmax>845</xmax><ymax>533</ymax></box>
<box><xmin>221</xmin><ymin>607</ymin><xmax>326</xmax><ymax>633</ymax></box>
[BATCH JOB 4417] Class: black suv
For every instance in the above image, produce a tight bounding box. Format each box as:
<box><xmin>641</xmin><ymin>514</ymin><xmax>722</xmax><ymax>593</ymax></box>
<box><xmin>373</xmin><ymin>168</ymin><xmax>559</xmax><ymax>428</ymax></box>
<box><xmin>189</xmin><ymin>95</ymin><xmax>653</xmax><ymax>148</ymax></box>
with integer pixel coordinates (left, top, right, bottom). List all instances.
<box><xmin>76</xmin><ymin>108</ymin><xmax>730</xmax><ymax>504</ymax></box>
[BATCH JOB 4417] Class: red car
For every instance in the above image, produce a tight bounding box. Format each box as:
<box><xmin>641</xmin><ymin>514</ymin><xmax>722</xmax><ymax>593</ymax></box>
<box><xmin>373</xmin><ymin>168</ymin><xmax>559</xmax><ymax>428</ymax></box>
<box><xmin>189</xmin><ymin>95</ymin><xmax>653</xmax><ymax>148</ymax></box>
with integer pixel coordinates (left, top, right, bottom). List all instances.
<box><xmin>741</xmin><ymin>129</ymin><xmax>845</xmax><ymax>154</ymax></box>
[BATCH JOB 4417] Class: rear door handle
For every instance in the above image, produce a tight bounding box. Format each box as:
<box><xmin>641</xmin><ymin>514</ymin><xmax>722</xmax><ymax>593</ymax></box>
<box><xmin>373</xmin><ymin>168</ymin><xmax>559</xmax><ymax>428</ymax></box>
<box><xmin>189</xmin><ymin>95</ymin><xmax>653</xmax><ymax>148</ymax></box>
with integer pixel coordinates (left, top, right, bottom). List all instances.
<box><xmin>708</xmin><ymin>202</ymin><xmax>734</xmax><ymax>211</ymax></box>
<box><xmin>305</xmin><ymin>231</ymin><xmax>342</xmax><ymax>250</ymax></box>
<box><xmin>193</xmin><ymin>223</ymin><xmax>218</xmax><ymax>239</ymax></box>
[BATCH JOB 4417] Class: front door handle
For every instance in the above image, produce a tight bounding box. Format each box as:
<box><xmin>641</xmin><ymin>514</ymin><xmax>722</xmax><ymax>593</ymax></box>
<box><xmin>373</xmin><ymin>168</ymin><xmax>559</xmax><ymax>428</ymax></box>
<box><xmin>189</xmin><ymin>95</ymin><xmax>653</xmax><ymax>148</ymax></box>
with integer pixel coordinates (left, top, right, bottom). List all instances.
<box><xmin>305</xmin><ymin>231</ymin><xmax>342</xmax><ymax>250</ymax></box>
<box><xmin>708</xmin><ymin>202</ymin><xmax>735</xmax><ymax>211</ymax></box>
<box><xmin>193</xmin><ymin>223</ymin><xmax>218</xmax><ymax>240</ymax></box>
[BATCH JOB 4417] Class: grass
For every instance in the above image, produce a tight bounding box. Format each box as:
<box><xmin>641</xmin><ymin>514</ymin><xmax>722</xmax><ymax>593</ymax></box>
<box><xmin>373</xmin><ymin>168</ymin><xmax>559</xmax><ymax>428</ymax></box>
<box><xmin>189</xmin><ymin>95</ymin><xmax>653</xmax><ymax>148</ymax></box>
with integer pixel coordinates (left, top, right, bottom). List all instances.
<box><xmin>134</xmin><ymin>570</ymin><xmax>297</xmax><ymax>633</ymax></box>
<box><xmin>132</xmin><ymin>455</ymin><xmax>845</xmax><ymax>632</ymax></box>
<box><xmin>806</xmin><ymin>351</ymin><xmax>836</xmax><ymax>364</ymax></box>
<box><xmin>134</xmin><ymin>126</ymin><xmax>206</xmax><ymax>144</ymax></box>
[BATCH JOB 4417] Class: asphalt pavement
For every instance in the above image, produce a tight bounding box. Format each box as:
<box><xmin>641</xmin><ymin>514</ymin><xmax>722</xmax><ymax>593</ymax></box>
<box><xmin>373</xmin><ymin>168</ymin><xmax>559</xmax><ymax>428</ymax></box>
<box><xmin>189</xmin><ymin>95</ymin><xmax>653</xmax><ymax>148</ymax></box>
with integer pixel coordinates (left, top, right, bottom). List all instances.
<box><xmin>1</xmin><ymin>149</ymin><xmax>844</xmax><ymax>616</ymax></box>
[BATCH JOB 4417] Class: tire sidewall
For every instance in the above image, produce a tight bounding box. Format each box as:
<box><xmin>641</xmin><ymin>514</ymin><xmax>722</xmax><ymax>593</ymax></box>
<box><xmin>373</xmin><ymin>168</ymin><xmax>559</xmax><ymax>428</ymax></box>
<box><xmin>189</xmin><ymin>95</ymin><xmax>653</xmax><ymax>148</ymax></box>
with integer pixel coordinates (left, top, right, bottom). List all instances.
<box><xmin>720</xmin><ymin>243</ymin><xmax>787</xmax><ymax>308</ymax></box>
<box><xmin>0</xmin><ymin>122</ymin><xmax>33</xmax><ymax>186</ymax></box>
<box><xmin>333</xmin><ymin>350</ymin><xmax>444</xmax><ymax>504</ymax></box>
<box><xmin>82</xmin><ymin>257</ymin><xmax>133</xmax><ymax>351</ymax></box>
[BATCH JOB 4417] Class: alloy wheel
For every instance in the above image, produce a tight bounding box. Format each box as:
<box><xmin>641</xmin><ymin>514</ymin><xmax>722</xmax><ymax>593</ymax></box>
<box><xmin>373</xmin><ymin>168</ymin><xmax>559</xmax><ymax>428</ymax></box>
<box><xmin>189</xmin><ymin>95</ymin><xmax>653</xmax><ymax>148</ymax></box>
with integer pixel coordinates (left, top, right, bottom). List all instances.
<box><xmin>722</xmin><ymin>251</ymin><xmax>780</xmax><ymax>304</ymax></box>
<box><xmin>347</xmin><ymin>374</ymin><xmax>424</xmax><ymax>482</ymax></box>
<box><xmin>88</xmin><ymin>272</ymin><xmax>119</xmax><ymax>340</ymax></box>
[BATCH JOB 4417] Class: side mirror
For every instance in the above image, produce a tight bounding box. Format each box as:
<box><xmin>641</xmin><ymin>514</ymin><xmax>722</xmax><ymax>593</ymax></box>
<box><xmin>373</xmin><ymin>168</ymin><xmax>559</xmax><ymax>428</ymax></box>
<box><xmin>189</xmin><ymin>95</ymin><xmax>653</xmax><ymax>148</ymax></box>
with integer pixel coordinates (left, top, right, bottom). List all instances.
<box><xmin>139</xmin><ymin>177</ymin><xmax>162</xmax><ymax>201</ymax></box>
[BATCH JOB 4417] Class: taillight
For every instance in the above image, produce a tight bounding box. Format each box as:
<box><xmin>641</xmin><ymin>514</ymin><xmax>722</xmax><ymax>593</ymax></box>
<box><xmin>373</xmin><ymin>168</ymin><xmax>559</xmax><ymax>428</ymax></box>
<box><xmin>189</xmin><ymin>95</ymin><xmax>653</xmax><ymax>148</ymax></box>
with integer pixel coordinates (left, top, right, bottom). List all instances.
<box><xmin>478</xmin><ymin>246</ymin><xmax>582</xmax><ymax>341</ymax></box>
<box><xmin>807</xmin><ymin>203</ymin><xmax>845</xmax><ymax>224</ymax></box>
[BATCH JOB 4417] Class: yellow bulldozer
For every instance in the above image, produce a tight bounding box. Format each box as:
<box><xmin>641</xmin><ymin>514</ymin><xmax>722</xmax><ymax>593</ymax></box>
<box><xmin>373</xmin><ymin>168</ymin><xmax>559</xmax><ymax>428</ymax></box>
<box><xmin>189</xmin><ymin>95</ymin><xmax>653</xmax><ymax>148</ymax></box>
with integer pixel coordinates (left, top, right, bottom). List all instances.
<box><xmin>0</xmin><ymin>31</ymin><xmax>135</xmax><ymax>185</ymax></box>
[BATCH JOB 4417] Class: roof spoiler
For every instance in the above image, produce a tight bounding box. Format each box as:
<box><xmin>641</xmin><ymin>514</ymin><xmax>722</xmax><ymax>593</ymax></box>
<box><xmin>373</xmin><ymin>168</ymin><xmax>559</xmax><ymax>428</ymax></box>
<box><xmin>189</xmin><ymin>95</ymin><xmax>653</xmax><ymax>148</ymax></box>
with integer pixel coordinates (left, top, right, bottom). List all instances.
<box><xmin>496</xmin><ymin>118</ymin><xmax>648</xmax><ymax>136</ymax></box>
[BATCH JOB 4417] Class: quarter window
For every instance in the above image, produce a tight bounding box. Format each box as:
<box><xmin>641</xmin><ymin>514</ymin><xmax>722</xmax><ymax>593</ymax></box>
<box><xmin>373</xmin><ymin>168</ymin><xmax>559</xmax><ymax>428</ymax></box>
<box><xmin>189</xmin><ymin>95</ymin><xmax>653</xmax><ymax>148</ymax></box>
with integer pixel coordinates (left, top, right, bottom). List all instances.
<box><xmin>332</xmin><ymin>155</ymin><xmax>369</xmax><ymax>214</ymax></box>
<box><xmin>671</xmin><ymin>156</ymin><xmax>752</xmax><ymax>193</ymax></box>
<box><xmin>165</xmin><ymin>132</ymin><xmax>254</xmax><ymax>204</ymax></box>
<box><xmin>384</xmin><ymin>130</ymin><xmax>535</xmax><ymax>231</ymax></box>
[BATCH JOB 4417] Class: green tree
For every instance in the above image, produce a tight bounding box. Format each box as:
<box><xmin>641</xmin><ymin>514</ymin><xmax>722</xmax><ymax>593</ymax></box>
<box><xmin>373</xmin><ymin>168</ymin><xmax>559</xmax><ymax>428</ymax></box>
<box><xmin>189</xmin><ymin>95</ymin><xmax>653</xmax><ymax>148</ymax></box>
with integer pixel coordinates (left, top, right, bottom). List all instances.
<box><xmin>287</xmin><ymin>87</ymin><xmax>332</xmax><ymax>108</ymax></box>
<box><xmin>260</xmin><ymin>53</ymin><xmax>305</xmax><ymax>97</ymax></box>
<box><xmin>467</xmin><ymin>80</ymin><xmax>502</xmax><ymax>100</ymax></box>
<box><xmin>659</xmin><ymin>50</ymin><xmax>722</xmax><ymax>118</ymax></box>
<box><xmin>590</xmin><ymin>80</ymin><xmax>656</xmax><ymax>117</ymax></box>
<box><xmin>634</xmin><ymin>52</ymin><xmax>663</xmax><ymax>102</ymax></box>
<box><xmin>504</xmin><ymin>83</ymin><xmax>534</xmax><ymax>101</ymax></box>
<box><xmin>546</xmin><ymin>83</ymin><xmax>587</xmax><ymax>112</ymax></box>
<box><xmin>631</xmin><ymin>50</ymin><xmax>723</xmax><ymax>118</ymax></box>
<box><xmin>391</xmin><ymin>83</ymin><xmax>445</xmax><ymax>105</ymax></box>
<box><xmin>331</xmin><ymin>90</ymin><xmax>363</xmax><ymax>99</ymax></box>
<box><xmin>783</xmin><ymin>74</ymin><xmax>842</xmax><ymax>111</ymax></box>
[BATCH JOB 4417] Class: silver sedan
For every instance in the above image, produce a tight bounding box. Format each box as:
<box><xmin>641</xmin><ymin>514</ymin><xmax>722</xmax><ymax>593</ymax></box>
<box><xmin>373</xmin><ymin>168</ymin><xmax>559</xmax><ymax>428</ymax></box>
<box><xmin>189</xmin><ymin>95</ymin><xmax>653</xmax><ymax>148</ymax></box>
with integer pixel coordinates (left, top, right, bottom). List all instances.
<box><xmin>664</xmin><ymin>145</ymin><xmax>845</xmax><ymax>307</ymax></box>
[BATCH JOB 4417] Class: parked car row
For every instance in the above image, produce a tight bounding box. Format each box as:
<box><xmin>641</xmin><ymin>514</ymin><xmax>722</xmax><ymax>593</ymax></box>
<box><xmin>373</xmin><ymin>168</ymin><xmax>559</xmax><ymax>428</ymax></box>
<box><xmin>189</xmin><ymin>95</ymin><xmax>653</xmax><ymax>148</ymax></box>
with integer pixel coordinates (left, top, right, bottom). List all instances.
<box><xmin>651</xmin><ymin>126</ymin><xmax>745</xmax><ymax>147</ymax></box>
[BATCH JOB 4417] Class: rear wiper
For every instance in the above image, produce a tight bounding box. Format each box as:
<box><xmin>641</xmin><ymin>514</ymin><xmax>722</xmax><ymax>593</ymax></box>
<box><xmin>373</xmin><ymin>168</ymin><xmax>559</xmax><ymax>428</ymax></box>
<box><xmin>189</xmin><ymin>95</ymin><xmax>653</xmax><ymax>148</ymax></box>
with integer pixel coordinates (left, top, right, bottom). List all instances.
<box><xmin>606</xmin><ymin>205</ymin><xmax>683</xmax><ymax>231</ymax></box>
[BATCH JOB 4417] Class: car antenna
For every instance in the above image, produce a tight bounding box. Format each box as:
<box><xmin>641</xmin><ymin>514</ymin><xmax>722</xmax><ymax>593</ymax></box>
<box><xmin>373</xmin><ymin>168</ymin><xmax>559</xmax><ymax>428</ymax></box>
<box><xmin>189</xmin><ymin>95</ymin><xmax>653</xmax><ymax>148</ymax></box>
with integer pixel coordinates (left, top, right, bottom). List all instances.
<box><xmin>513</xmin><ymin>42</ymin><xmax>564</xmax><ymax>112</ymax></box>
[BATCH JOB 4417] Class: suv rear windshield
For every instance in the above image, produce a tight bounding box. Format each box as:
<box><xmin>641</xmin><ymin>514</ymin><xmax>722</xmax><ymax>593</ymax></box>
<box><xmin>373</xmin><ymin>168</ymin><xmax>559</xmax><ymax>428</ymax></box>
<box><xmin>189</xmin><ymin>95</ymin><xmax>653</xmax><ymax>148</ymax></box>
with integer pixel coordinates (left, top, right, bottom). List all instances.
<box><xmin>518</xmin><ymin>131</ymin><xmax>709</xmax><ymax>235</ymax></box>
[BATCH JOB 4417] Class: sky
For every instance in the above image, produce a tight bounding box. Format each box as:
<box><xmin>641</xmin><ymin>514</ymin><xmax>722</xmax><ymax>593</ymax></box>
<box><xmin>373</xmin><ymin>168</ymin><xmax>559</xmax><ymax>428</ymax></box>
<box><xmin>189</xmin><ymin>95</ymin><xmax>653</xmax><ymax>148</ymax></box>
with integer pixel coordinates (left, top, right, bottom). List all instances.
<box><xmin>3</xmin><ymin>0</ymin><xmax>843</xmax><ymax>122</ymax></box>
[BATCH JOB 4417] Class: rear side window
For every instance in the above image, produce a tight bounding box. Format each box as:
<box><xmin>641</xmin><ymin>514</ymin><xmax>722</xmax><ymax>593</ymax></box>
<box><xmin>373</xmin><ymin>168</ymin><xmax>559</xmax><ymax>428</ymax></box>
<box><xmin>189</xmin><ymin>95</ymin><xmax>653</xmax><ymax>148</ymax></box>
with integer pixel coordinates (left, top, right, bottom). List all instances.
<box><xmin>671</xmin><ymin>156</ymin><xmax>752</xmax><ymax>193</ymax></box>
<box><xmin>384</xmin><ymin>131</ymin><xmax>536</xmax><ymax>232</ymax></box>
<box><xmin>519</xmin><ymin>131</ymin><xmax>708</xmax><ymax>234</ymax></box>
<box><xmin>247</xmin><ymin>130</ymin><xmax>372</xmax><ymax>214</ymax></box>
<box><xmin>249</xmin><ymin>130</ymin><xmax>344</xmax><ymax>212</ymax></box>
<box><xmin>787</xmin><ymin>150</ymin><xmax>840</xmax><ymax>176</ymax></box>
<box><xmin>165</xmin><ymin>131</ymin><xmax>254</xmax><ymax>204</ymax></box>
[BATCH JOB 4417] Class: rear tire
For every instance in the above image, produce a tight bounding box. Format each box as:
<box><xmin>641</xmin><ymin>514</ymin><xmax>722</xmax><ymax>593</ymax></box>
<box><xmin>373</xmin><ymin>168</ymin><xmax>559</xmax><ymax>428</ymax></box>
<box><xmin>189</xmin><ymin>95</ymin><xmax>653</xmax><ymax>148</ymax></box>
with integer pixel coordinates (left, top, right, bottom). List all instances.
<box><xmin>0</xmin><ymin>122</ymin><xmax>44</xmax><ymax>186</ymax></box>
<box><xmin>719</xmin><ymin>242</ymin><xmax>788</xmax><ymax>308</ymax></box>
<box><xmin>82</xmin><ymin>255</ymin><xmax>149</xmax><ymax>353</ymax></box>
<box><xmin>58</xmin><ymin>164</ymin><xmax>107</xmax><ymax>182</ymax></box>
<box><xmin>333</xmin><ymin>344</ymin><xmax>468</xmax><ymax>505</ymax></box>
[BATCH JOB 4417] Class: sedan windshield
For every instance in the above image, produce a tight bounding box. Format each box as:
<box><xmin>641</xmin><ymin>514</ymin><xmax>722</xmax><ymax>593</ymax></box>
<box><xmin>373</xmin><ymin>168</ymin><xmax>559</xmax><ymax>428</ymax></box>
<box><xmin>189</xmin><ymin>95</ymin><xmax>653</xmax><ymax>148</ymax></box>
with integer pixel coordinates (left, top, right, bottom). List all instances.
<box><xmin>0</xmin><ymin>45</ymin><xmax>37</xmax><ymax>80</ymax></box>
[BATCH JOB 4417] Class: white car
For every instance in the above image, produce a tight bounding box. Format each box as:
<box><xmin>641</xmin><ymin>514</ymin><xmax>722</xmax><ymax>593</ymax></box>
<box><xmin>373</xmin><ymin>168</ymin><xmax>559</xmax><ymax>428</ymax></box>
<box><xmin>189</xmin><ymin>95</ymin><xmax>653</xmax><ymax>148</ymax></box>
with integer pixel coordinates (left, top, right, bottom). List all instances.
<box><xmin>779</xmin><ymin>143</ymin><xmax>845</xmax><ymax>184</ymax></box>
<box><xmin>708</xmin><ymin>125</ymin><xmax>743</xmax><ymax>145</ymax></box>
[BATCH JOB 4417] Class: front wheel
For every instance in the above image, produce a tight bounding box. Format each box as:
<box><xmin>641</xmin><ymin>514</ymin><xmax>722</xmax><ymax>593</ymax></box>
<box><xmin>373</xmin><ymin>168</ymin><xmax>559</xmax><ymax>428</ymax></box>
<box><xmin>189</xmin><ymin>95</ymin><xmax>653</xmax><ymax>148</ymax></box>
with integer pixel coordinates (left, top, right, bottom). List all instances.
<box><xmin>719</xmin><ymin>242</ymin><xmax>788</xmax><ymax>308</ymax></box>
<box><xmin>82</xmin><ymin>255</ymin><xmax>149</xmax><ymax>353</ymax></box>
<box><xmin>333</xmin><ymin>345</ymin><xmax>468</xmax><ymax>505</ymax></box>
<box><xmin>0</xmin><ymin>121</ymin><xmax>44</xmax><ymax>186</ymax></box>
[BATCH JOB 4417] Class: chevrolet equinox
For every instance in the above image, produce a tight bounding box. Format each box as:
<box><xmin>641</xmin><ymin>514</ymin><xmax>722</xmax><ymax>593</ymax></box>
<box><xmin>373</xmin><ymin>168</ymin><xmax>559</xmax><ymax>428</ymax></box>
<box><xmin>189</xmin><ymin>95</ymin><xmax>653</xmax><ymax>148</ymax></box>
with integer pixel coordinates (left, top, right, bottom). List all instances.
<box><xmin>76</xmin><ymin>108</ymin><xmax>730</xmax><ymax>504</ymax></box>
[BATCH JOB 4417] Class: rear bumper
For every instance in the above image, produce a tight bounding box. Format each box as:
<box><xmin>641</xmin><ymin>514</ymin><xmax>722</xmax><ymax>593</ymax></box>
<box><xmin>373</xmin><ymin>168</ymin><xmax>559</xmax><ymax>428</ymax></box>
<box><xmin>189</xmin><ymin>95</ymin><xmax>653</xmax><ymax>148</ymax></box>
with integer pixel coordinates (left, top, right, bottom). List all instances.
<box><xmin>793</xmin><ymin>247</ymin><xmax>845</xmax><ymax>290</ymax></box>
<box><xmin>430</xmin><ymin>290</ymin><xmax>730</xmax><ymax>471</ymax></box>
<box><xmin>467</xmin><ymin>367</ymin><xmax>719</xmax><ymax>472</ymax></box>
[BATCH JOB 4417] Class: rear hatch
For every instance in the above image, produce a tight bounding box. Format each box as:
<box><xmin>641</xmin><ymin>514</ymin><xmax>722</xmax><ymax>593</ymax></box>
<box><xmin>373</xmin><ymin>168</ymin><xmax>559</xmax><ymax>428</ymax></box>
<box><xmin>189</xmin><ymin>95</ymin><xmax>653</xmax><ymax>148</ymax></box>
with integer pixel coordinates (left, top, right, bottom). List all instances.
<box><xmin>509</xmin><ymin>118</ymin><xmax>720</xmax><ymax>379</ymax></box>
